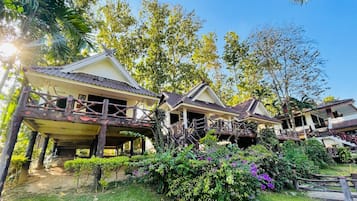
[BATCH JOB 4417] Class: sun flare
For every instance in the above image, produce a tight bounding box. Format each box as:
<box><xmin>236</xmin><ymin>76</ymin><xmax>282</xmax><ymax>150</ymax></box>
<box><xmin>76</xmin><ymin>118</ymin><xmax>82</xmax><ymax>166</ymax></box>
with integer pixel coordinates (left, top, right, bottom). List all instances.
<box><xmin>0</xmin><ymin>42</ymin><xmax>18</xmax><ymax>58</ymax></box>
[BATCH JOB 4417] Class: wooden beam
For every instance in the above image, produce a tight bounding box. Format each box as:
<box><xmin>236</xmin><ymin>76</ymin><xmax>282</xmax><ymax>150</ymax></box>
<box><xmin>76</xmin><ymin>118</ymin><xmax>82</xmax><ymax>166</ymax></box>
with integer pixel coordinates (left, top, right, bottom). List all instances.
<box><xmin>37</xmin><ymin>135</ymin><xmax>49</xmax><ymax>169</ymax></box>
<box><xmin>0</xmin><ymin>86</ymin><xmax>30</xmax><ymax>197</ymax></box>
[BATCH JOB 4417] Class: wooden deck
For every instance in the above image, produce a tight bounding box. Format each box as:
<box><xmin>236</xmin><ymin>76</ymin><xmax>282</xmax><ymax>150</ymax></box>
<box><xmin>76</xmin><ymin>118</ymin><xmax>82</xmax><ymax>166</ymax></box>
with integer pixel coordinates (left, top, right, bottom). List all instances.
<box><xmin>21</xmin><ymin>88</ymin><xmax>155</xmax><ymax>144</ymax></box>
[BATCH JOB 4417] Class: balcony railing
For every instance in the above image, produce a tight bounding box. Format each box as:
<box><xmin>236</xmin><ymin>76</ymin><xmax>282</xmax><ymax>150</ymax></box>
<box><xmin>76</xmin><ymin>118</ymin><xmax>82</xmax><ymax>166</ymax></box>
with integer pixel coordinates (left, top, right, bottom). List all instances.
<box><xmin>169</xmin><ymin>118</ymin><xmax>255</xmax><ymax>139</ymax></box>
<box><xmin>24</xmin><ymin>90</ymin><xmax>154</xmax><ymax>124</ymax></box>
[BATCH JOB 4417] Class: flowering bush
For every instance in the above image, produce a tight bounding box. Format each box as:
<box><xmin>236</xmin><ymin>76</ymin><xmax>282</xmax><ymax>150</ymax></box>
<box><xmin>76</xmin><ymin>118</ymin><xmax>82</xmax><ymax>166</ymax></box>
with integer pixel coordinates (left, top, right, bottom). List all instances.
<box><xmin>130</xmin><ymin>142</ymin><xmax>274</xmax><ymax>201</ymax></box>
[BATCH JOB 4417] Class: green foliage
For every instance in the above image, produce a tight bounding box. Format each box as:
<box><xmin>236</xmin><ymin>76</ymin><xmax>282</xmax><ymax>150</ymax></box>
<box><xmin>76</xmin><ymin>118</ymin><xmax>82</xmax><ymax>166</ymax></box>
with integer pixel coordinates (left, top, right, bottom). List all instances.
<box><xmin>242</xmin><ymin>145</ymin><xmax>294</xmax><ymax>191</ymax></box>
<box><xmin>96</xmin><ymin>0</ymin><xmax>205</xmax><ymax>94</ymax></box>
<box><xmin>130</xmin><ymin>144</ymin><xmax>275</xmax><ymax>200</ymax></box>
<box><xmin>7</xmin><ymin>155</ymin><xmax>27</xmax><ymax>185</ymax></box>
<box><xmin>303</xmin><ymin>138</ymin><xmax>334</xmax><ymax>168</ymax></box>
<box><xmin>323</xmin><ymin>96</ymin><xmax>336</xmax><ymax>103</ymax></box>
<box><xmin>281</xmin><ymin>141</ymin><xmax>318</xmax><ymax>177</ymax></box>
<box><xmin>337</xmin><ymin>147</ymin><xmax>352</xmax><ymax>163</ymax></box>
<box><xmin>64</xmin><ymin>156</ymin><xmax>130</xmax><ymax>191</ymax></box>
<box><xmin>258</xmin><ymin>128</ymin><xmax>279</xmax><ymax>151</ymax></box>
<box><xmin>199</xmin><ymin>129</ymin><xmax>217</xmax><ymax>146</ymax></box>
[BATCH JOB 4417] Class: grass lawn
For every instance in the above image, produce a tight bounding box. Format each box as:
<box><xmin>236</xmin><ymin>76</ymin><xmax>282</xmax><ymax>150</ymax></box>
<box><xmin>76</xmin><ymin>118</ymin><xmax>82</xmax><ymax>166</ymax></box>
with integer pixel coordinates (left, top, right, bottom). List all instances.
<box><xmin>257</xmin><ymin>191</ymin><xmax>317</xmax><ymax>201</ymax></box>
<box><xmin>8</xmin><ymin>186</ymin><xmax>317</xmax><ymax>201</ymax></box>
<box><xmin>319</xmin><ymin>163</ymin><xmax>357</xmax><ymax>176</ymax></box>
<box><xmin>7</xmin><ymin>184</ymin><xmax>167</xmax><ymax>201</ymax></box>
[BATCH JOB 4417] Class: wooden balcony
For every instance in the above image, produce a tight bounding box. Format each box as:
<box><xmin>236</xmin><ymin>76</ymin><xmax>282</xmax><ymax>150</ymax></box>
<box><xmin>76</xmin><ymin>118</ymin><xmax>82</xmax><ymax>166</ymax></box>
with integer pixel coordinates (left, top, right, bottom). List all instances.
<box><xmin>20</xmin><ymin>88</ymin><xmax>155</xmax><ymax>140</ymax></box>
<box><xmin>277</xmin><ymin>130</ymin><xmax>300</xmax><ymax>141</ymax></box>
<box><xmin>168</xmin><ymin>117</ymin><xmax>256</xmax><ymax>144</ymax></box>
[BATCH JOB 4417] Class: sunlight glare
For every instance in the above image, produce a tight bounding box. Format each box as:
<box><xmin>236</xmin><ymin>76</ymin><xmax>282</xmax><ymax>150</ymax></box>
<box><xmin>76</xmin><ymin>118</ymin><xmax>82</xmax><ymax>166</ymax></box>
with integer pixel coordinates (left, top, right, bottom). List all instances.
<box><xmin>0</xmin><ymin>42</ymin><xmax>18</xmax><ymax>58</ymax></box>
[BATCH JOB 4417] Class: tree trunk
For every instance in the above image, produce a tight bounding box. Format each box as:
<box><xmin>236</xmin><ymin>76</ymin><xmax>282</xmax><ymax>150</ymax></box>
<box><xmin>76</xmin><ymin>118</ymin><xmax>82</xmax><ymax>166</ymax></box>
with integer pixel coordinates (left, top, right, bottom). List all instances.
<box><xmin>0</xmin><ymin>86</ymin><xmax>29</xmax><ymax>197</ymax></box>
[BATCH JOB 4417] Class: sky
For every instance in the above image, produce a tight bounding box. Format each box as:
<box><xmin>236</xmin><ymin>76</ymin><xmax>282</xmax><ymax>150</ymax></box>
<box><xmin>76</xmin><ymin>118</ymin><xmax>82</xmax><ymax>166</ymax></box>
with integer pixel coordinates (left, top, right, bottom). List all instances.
<box><xmin>129</xmin><ymin>0</ymin><xmax>357</xmax><ymax>101</ymax></box>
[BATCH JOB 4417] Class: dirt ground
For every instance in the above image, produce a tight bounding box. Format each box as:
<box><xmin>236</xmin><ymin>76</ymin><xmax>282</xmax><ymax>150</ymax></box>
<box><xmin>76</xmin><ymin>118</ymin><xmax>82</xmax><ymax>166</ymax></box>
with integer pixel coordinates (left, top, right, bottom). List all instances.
<box><xmin>2</xmin><ymin>166</ymin><xmax>127</xmax><ymax>200</ymax></box>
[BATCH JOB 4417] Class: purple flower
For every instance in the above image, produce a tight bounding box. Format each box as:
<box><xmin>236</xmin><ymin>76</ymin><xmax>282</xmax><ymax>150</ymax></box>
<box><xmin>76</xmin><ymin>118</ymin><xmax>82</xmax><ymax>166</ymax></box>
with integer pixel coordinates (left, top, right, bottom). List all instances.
<box><xmin>267</xmin><ymin>182</ymin><xmax>275</xmax><ymax>189</ymax></box>
<box><xmin>259</xmin><ymin>173</ymin><xmax>272</xmax><ymax>182</ymax></box>
<box><xmin>133</xmin><ymin>170</ymin><xmax>139</xmax><ymax>176</ymax></box>
<box><xmin>231</xmin><ymin>162</ymin><xmax>237</xmax><ymax>168</ymax></box>
<box><xmin>242</xmin><ymin>160</ymin><xmax>247</xmax><ymax>164</ymax></box>
<box><xmin>250</xmin><ymin>164</ymin><xmax>258</xmax><ymax>176</ymax></box>
<box><xmin>261</xmin><ymin>184</ymin><xmax>267</xmax><ymax>190</ymax></box>
<box><xmin>207</xmin><ymin>157</ymin><xmax>212</xmax><ymax>162</ymax></box>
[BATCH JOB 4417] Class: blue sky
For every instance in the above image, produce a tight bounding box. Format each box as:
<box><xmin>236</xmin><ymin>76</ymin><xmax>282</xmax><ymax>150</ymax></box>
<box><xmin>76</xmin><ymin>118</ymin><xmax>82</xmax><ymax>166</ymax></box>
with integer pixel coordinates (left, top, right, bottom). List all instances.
<box><xmin>130</xmin><ymin>0</ymin><xmax>357</xmax><ymax>101</ymax></box>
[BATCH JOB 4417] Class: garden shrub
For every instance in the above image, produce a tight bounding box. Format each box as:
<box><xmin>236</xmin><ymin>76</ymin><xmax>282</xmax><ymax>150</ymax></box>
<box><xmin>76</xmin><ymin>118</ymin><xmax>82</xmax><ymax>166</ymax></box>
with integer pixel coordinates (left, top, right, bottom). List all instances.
<box><xmin>337</xmin><ymin>147</ymin><xmax>352</xmax><ymax>163</ymax></box>
<box><xmin>131</xmin><ymin>143</ymin><xmax>274</xmax><ymax>201</ymax></box>
<box><xmin>282</xmin><ymin>141</ymin><xmax>318</xmax><ymax>177</ymax></box>
<box><xmin>257</xmin><ymin>128</ymin><xmax>279</xmax><ymax>152</ymax></box>
<box><xmin>303</xmin><ymin>138</ymin><xmax>334</xmax><ymax>168</ymax></box>
<box><xmin>242</xmin><ymin>145</ymin><xmax>294</xmax><ymax>191</ymax></box>
<box><xmin>7</xmin><ymin>155</ymin><xmax>27</xmax><ymax>184</ymax></box>
<box><xmin>64</xmin><ymin>156</ymin><xmax>130</xmax><ymax>191</ymax></box>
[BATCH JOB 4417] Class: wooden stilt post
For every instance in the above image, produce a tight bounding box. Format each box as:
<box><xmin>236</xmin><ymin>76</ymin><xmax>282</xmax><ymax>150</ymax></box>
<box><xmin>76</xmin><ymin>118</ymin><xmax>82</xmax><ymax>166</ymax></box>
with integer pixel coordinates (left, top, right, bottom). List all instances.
<box><xmin>19</xmin><ymin>131</ymin><xmax>38</xmax><ymax>183</ymax></box>
<box><xmin>89</xmin><ymin>136</ymin><xmax>98</xmax><ymax>157</ymax></box>
<box><xmin>37</xmin><ymin>135</ymin><xmax>49</xmax><ymax>169</ymax></box>
<box><xmin>93</xmin><ymin>99</ymin><xmax>109</xmax><ymax>191</ymax></box>
<box><xmin>130</xmin><ymin>139</ymin><xmax>134</xmax><ymax>156</ymax></box>
<box><xmin>120</xmin><ymin>144</ymin><xmax>124</xmax><ymax>155</ymax></box>
<box><xmin>0</xmin><ymin>86</ymin><xmax>30</xmax><ymax>197</ymax></box>
<box><xmin>23</xmin><ymin>131</ymin><xmax>38</xmax><ymax>171</ymax></box>
<box><xmin>52</xmin><ymin>141</ymin><xmax>57</xmax><ymax>156</ymax></box>
<box><xmin>141</xmin><ymin>138</ymin><xmax>146</xmax><ymax>155</ymax></box>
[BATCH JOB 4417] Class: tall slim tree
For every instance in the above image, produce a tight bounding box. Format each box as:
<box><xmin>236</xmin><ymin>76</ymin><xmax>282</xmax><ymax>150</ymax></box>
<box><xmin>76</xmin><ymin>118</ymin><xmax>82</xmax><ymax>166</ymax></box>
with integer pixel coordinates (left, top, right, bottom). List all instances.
<box><xmin>96</xmin><ymin>0</ymin><xmax>204</xmax><ymax>93</ymax></box>
<box><xmin>192</xmin><ymin>32</ymin><xmax>221</xmax><ymax>95</ymax></box>
<box><xmin>248</xmin><ymin>25</ymin><xmax>327</xmax><ymax>129</ymax></box>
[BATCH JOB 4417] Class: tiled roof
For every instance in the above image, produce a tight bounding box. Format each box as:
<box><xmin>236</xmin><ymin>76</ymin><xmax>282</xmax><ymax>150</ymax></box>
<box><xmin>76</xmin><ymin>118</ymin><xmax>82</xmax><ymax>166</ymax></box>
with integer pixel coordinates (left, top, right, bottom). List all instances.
<box><xmin>162</xmin><ymin>89</ymin><xmax>237</xmax><ymax>114</ymax></box>
<box><xmin>233</xmin><ymin>99</ymin><xmax>280</xmax><ymax>123</ymax></box>
<box><xmin>26</xmin><ymin>67</ymin><xmax>158</xmax><ymax>98</ymax></box>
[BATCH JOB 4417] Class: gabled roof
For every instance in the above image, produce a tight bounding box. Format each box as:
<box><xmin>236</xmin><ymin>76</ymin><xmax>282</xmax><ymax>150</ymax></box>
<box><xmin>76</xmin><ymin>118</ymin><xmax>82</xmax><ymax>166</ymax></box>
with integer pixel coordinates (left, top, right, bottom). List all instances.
<box><xmin>60</xmin><ymin>51</ymin><xmax>140</xmax><ymax>89</ymax></box>
<box><xmin>25</xmin><ymin>67</ymin><xmax>158</xmax><ymax>98</ymax></box>
<box><xmin>315</xmin><ymin>99</ymin><xmax>354</xmax><ymax>110</ymax></box>
<box><xmin>160</xmin><ymin>83</ymin><xmax>236</xmax><ymax>114</ymax></box>
<box><xmin>232</xmin><ymin>98</ymin><xmax>280</xmax><ymax>123</ymax></box>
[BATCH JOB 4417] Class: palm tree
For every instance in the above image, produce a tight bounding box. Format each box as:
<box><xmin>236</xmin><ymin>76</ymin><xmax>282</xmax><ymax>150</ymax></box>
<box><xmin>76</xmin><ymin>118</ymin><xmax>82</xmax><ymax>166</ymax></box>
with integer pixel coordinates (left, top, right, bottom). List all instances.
<box><xmin>0</xmin><ymin>1</ymin><xmax>93</xmax><ymax>195</ymax></box>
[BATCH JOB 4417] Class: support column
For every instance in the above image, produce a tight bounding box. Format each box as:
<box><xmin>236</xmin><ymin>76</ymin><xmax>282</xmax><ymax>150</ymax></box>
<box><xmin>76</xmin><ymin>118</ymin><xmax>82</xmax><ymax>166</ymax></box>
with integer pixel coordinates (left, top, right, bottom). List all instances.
<box><xmin>37</xmin><ymin>135</ymin><xmax>49</xmax><ymax>169</ymax></box>
<box><xmin>23</xmin><ymin>131</ymin><xmax>38</xmax><ymax>171</ymax></box>
<box><xmin>93</xmin><ymin>99</ymin><xmax>109</xmax><ymax>191</ymax></box>
<box><xmin>0</xmin><ymin>86</ymin><xmax>30</xmax><ymax>196</ymax></box>
<box><xmin>120</xmin><ymin>144</ymin><xmax>124</xmax><ymax>155</ymax></box>
<box><xmin>183</xmin><ymin>108</ymin><xmax>188</xmax><ymax>129</ymax></box>
<box><xmin>52</xmin><ymin>141</ymin><xmax>57</xmax><ymax>156</ymax></box>
<box><xmin>130</xmin><ymin>139</ymin><xmax>134</xmax><ymax>156</ymax></box>
<box><xmin>141</xmin><ymin>138</ymin><xmax>146</xmax><ymax>155</ymax></box>
<box><xmin>89</xmin><ymin>136</ymin><xmax>98</xmax><ymax>157</ymax></box>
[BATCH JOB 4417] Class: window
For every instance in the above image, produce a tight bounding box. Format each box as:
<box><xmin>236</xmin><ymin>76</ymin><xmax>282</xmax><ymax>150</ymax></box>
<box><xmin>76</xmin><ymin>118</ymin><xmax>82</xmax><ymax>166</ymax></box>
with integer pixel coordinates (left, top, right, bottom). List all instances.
<box><xmin>282</xmin><ymin>119</ymin><xmax>291</xmax><ymax>129</ymax></box>
<box><xmin>56</xmin><ymin>98</ymin><xmax>67</xmax><ymax>109</ymax></box>
<box><xmin>311</xmin><ymin>114</ymin><xmax>326</xmax><ymax>128</ymax></box>
<box><xmin>294</xmin><ymin>116</ymin><xmax>307</xmax><ymax>127</ymax></box>
<box><xmin>170</xmin><ymin>113</ymin><xmax>179</xmax><ymax>124</ymax></box>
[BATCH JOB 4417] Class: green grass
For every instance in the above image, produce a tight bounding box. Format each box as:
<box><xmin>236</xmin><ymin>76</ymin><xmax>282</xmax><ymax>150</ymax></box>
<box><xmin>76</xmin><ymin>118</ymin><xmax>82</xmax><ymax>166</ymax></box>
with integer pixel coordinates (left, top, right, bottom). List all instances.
<box><xmin>319</xmin><ymin>163</ymin><xmax>357</xmax><ymax>176</ymax></box>
<box><xmin>257</xmin><ymin>191</ymin><xmax>317</xmax><ymax>201</ymax></box>
<box><xmin>7</xmin><ymin>184</ymin><xmax>167</xmax><ymax>201</ymax></box>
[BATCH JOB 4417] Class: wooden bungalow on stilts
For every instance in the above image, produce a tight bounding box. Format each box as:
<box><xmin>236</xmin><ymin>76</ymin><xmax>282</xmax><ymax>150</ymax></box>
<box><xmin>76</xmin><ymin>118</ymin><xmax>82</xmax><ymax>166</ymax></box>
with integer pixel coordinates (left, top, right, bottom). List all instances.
<box><xmin>0</xmin><ymin>50</ymin><xmax>159</xmax><ymax>195</ymax></box>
